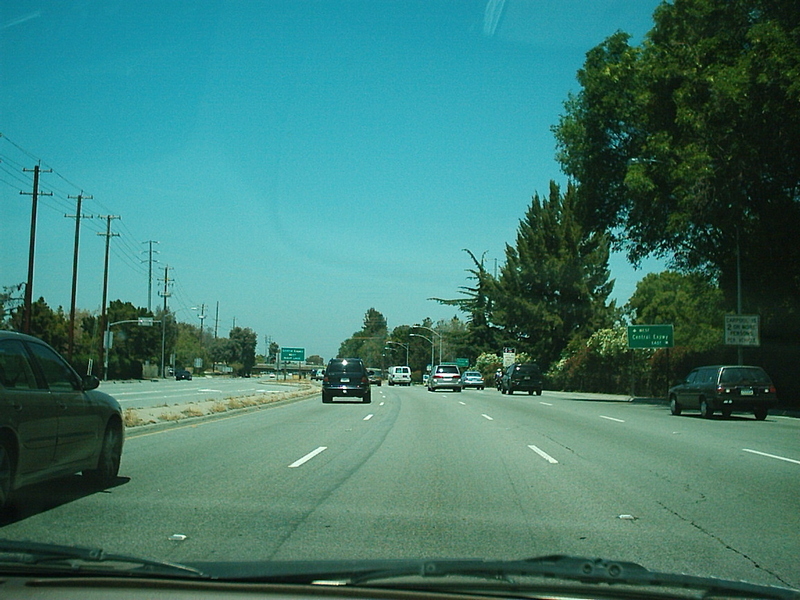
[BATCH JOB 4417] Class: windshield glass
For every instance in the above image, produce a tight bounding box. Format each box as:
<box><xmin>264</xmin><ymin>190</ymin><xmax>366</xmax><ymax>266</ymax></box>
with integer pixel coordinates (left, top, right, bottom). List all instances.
<box><xmin>1</xmin><ymin>0</ymin><xmax>798</xmax><ymax>594</ymax></box>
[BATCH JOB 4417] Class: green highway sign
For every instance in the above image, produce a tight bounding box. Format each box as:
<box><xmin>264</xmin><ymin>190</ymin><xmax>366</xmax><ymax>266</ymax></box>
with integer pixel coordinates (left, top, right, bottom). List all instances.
<box><xmin>280</xmin><ymin>347</ymin><xmax>305</xmax><ymax>362</ymax></box>
<box><xmin>627</xmin><ymin>324</ymin><xmax>674</xmax><ymax>349</ymax></box>
<box><xmin>455</xmin><ymin>358</ymin><xmax>469</xmax><ymax>368</ymax></box>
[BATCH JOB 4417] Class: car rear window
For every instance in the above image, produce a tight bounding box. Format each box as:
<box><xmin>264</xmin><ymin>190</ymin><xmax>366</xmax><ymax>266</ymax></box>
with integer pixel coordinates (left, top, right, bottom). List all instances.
<box><xmin>436</xmin><ymin>366</ymin><xmax>459</xmax><ymax>374</ymax></box>
<box><xmin>328</xmin><ymin>360</ymin><xmax>365</xmax><ymax>374</ymax></box>
<box><xmin>720</xmin><ymin>367</ymin><xmax>771</xmax><ymax>385</ymax></box>
<box><xmin>514</xmin><ymin>364</ymin><xmax>541</xmax><ymax>374</ymax></box>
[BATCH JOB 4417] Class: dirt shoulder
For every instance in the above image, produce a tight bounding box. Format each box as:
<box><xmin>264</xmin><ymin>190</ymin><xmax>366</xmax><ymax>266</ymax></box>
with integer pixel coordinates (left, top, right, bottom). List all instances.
<box><xmin>122</xmin><ymin>380</ymin><xmax>320</xmax><ymax>431</ymax></box>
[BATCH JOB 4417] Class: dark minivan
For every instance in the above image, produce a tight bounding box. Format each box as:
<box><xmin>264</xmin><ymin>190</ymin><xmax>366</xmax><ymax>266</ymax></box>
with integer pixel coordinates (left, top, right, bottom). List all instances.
<box><xmin>668</xmin><ymin>365</ymin><xmax>777</xmax><ymax>420</ymax></box>
<box><xmin>321</xmin><ymin>358</ymin><xmax>371</xmax><ymax>403</ymax></box>
<box><xmin>501</xmin><ymin>363</ymin><xmax>543</xmax><ymax>396</ymax></box>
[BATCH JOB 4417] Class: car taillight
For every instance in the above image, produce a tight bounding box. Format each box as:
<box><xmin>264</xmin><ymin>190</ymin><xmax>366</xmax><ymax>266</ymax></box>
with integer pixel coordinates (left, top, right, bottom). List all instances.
<box><xmin>717</xmin><ymin>386</ymin><xmax>730</xmax><ymax>394</ymax></box>
<box><xmin>769</xmin><ymin>384</ymin><xmax>777</xmax><ymax>393</ymax></box>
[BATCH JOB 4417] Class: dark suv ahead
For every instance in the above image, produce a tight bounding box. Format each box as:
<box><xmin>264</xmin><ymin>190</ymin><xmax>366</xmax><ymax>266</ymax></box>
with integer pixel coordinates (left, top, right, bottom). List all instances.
<box><xmin>321</xmin><ymin>358</ymin><xmax>371</xmax><ymax>403</ymax></box>
<box><xmin>668</xmin><ymin>365</ymin><xmax>777</xmax><ymax>420</ymax></box>
<box><xmin>501</xmin><ymin>363</ymin><xmax>543</xmax><ymax>395</ymax></box>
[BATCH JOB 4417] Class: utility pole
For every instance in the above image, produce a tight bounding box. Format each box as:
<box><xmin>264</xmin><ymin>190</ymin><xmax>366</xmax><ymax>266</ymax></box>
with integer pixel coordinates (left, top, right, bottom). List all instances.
<box><xmin>142</xmin><ymin>240</ymin><xmax>160</xmax><ymax>312</ymax></box>
<box><xmin>214</xmin><ymin>301</ymin><xmax>219</xmax><ymax>338</ymax></box>
<box><xmin>198</xmin><ymin>304</ymin><xmax>206</xmax><ymax>342</ymax></box>
<box><xmin>158</xmin><ymin>265</ymin><xmax>173</xmax><ymax>378</ymax></box>
<box><xmin>20</xmin><ymin>164</ymin><xmax>52</xmax><ymax>334</ymax></box>
<box><xmin>159</xmin><ymin>264</ymin><xmax>173</xmax><ymax>313</ymax></box>
<box><xmin>97</xmin><ymin>215</ymin><xmax>120</xmax><ymax>380</ymax></box>
<box><xmin>66</xmin><ymin>192</ymin><xmax>93</xmax><ymax>361</ymax></box>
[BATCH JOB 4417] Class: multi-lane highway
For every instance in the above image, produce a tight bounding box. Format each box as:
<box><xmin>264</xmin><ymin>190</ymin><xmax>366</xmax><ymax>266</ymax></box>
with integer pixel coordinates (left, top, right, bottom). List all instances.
<box><xmin>1</xmin><ymin>384</ymin><xmax>797</xmax><ymax>589</ymax></box>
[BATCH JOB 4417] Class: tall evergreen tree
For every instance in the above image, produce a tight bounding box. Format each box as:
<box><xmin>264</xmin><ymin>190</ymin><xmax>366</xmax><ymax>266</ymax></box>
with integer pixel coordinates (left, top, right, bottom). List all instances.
<box><xmin>431</xmin><ymin>249</ymin><xmax>502</xmax><ymax>356</ymax></box>
<box><xmin>492</xmin><ymin>182</ymin><xmax>614</xmax><ymax>369</ymax></box>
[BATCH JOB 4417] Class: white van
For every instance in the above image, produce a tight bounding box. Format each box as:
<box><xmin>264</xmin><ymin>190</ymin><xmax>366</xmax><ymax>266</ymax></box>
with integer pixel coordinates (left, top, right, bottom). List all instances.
<box><xmin>388</xmin><ymin>366</ymin><xmax>412</xmax><ymax>386</ymax></box>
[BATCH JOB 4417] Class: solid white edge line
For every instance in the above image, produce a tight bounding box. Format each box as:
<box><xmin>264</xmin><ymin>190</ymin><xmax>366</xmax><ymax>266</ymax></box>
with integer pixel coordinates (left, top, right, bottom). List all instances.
<box><xmin>742</xmin><ymin>449</ymin><xmax>800</xmax><ymax>465</ymax></box>
<box><xmin>363</xmin><ymin>414</ymin><xmax>374</xmax><ymax>421</ymax></box>
<box><xmin>600</xmin><ymin>415</ymin><xmax>625</xmax><ymax>423</ymax></box>
<box><xmin>481</xmin><ymin>414</ymin><xmax>494</xmax><ymax>420</ymax></box>
<box><xmin>288</xmin><ymin>446</ymin><xmax>328</xmax><ymax>468</ymax></box>
<box><xmin>528</xmin><ymin>445</ymin><xmax>559</xmax><ymax>464</ymax></box>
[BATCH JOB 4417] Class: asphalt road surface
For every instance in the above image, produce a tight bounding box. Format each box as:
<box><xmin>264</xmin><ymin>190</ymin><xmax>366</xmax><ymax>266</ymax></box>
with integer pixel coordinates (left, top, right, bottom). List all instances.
<box><xmin>2</xmin><ymin>385</ymin><xmax>797</xmax><ymax>589</ymax></box>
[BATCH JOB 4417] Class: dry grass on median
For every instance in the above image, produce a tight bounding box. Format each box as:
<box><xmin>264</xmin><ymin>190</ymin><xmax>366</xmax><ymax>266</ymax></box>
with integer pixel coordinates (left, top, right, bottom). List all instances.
<box><xmin>122</xmin><ymin>383</ymin><xmax>317</xmax><ymax>429</ymax></box>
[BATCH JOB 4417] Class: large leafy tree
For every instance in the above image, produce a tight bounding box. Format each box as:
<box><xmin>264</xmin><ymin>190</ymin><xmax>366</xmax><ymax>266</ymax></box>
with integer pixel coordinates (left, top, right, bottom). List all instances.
<box><xmin>229</xmin><ymin>326</ymin><xmax>258</xmax><ymax>376</ymax></box>
<box><xmin>492</xmin><ymin>182</ymin><xmax>614</xmax><ymax>368</ymax></box>
<box><xmin>626</xmin><ymin>271</ymin><xmax>725</xmax><ymax>351</ymax></box>
<box><xmin>554</xmin><ymin>0</ymin><xmax>800</xmax><ymax>339</ymax></box>
<box><xmin>338</xmin><ymin>308</ymin><xmax>388</xmax><ymax>367</ymax></box>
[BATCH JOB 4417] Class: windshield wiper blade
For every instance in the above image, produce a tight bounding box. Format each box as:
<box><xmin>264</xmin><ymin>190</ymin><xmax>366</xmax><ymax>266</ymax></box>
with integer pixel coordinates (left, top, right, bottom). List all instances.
<box><xmin>0</xmin><ymin>539</ymin><xmax>209</xmax><ymax>579</ymax></box>
<box><xmin>221</xmin><ymin>555</ymin><xmax>798</xmax><ymax>600</ymax></box>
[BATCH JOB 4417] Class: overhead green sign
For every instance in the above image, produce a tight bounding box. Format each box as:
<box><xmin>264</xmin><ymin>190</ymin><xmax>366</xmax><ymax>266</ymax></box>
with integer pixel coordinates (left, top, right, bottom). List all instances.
<box><xmin>455</xmin><ymin>358</ymin><xmax>469</xmax><ymax>368</ymax></box>
<box><xmin>280</xmin><ymin>347</ymin><xmax>305</xmax><ymax>362</ymax></box>
<box><xmin>627</xmin><ymin>324</ymin><xmax>674</xmax><ymax>349</ymax></box>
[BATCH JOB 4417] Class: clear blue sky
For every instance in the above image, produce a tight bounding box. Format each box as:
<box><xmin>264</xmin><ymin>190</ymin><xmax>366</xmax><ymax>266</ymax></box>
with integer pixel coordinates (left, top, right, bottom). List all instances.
<box><xmin>1</xmin><ymin>0</ymin><xmax>664</xmax><ymax>361</ymax></box>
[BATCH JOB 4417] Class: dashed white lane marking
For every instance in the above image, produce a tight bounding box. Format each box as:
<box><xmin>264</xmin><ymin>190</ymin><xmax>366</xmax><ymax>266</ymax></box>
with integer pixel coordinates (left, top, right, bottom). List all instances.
<box><xmin>481</xmin><ymin>414</ymin><xmax>494</xmax><ymax>421</ymax></box>
<box><xmin>363</xmin><ymin>414</ymin><xmax>374</xmax><ymax>421</ymax></box>
<box><xmin>288</xmin><ymin>446</ymin><xmax>327</xmax><ymax>468</ymax></box>
<box><xmin>528</xmin><ymin>445</ymin><xmax>559</xmax><ymax>464</ymax></box>
<box><xmin>743</xmin><ymin>449</ymin><xmax>800</xmax><ymax>465</ymax></box>
<box><xmin>539</xmin><ymin>402</ymin><xmax>553</xmax><ymax>406</ymax></box>
<box><xmin>458</xmin><ymin>401</ymin><xmax>466</xmax><ymax>405</ymax></box>
<box><xmin>600</xmin><ymin>415</ymin><xmax>625</xmax><ymax>423</ymax></box>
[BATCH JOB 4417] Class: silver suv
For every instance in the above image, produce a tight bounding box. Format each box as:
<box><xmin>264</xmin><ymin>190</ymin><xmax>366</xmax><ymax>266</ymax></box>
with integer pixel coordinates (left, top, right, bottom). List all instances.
<box><xmin>427</xmin><ymin>364</ymin><xmax>462</xmax><ymax>392</ymax></box>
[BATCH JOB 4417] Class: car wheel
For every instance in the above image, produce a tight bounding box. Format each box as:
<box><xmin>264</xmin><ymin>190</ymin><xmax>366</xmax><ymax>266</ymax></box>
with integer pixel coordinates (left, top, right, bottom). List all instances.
<box><xmin>699</xmin><ymin>398</ymin><xmax>714</xmax><ymax>419</ymax></box>
<box><xmin>528</xmin><ymin>390</ymin><xmax>533</xmax><ymax>395</ymax></box>
<box><xmin>536</xmin><ymin>389</ymin><xmax>542</xmax><ymax>396</ymax></box>
<box><xmin>0</xmin><ymin>441</ymin><xmax>14</xmax><ymax>510</ymax></box>
<box><xmin>84</xmin><ymin>423</ymin><xmax>122</xmax><ymax>485</ymax></box>
<box><xmin>322</xmin><ymin>392</ymin><xmax>332</xmax><ymax>403</ymax></box>
<box><xmin>721</xmin><ymin>407</ymin><xmax>733</xmax><ymax>419</ymax></box>
<box><xmin>455</xmin><ymin>387</ymin><xmax>462</xmax><ymax>392</ymax></box>
<box><xmin>754</xmin><ymin>406</ymin><xmax>768</xmax><ymax>420</ymax></box>
<box><xmin>363</xmin><ymin>394</ymin><xmax>372</xmax><ymax>404</ymax></box>
<box><xmin>669</xmin><ymin>396</ymin><xmax>682</xmax><ymax>416</ymax></box>
<box><xmin>508</xmin><ymin>387</ymin><xmax>514</xmax><ymax>395</ymax></box>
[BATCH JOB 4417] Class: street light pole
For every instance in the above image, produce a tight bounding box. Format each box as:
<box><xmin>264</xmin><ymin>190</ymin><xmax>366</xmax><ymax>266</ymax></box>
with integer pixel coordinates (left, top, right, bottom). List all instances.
<box><xmin>412</xmin><ymin>325</ymin><xmax>441</xmax><ymax>364</ymax></box>
<box><xmin>385</xmin><ymin>340</ymin><xmax>409</xmax><ymax>365</ymax></box>
<box><xmin>409</xmin><ymin>333</ymin><xmax>434</xmax><ymax>374</ymax></box>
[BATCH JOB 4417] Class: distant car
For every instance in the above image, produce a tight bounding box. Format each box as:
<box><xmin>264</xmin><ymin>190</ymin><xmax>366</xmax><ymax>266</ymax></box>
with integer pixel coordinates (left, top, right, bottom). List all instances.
<box><xmin>668</xmin><ymin>365</ymin><xmax>777</xmax><ymax>420</ymax></box>
<box><xmin>175</xmin><ymin>369</ymin><xmax>192</xmax><ymax>381</ymax></box>
<box><xmin>0</xmin><ymin>331</ymin><xmax>124</xmax><ymax>509</ymax></box>
<box><xmin>460</xmin><ymin>370</ymin><xmax>485</xmax><ymax>390</ymax></box>
<box><xmin>387</xmin><ymin>365</ymin><xmax>412</xmax><ymax>386</ymax></box>
<box><xmin>311</xmin><ymin>368</ymin><xmax>325</xmax><ymax>381</ymax></box>
<box><xmin>322</xmin><ymin>358</ymin><xmax>371</xmax><ymax>403</ymax></box>
<box><xmin>367</xmin><ymin>369</ymin><xmax>382</xmax><ymax>386</ymax></box>
<box><xmin>427</xmin><ymin>364</ymin><xmax>462</xmax><ymax>392</ymax></box>
<box><xmin>501</xmin><ymin>363</ymin><xmax>543</xmax><ymax>395</ymax></box>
